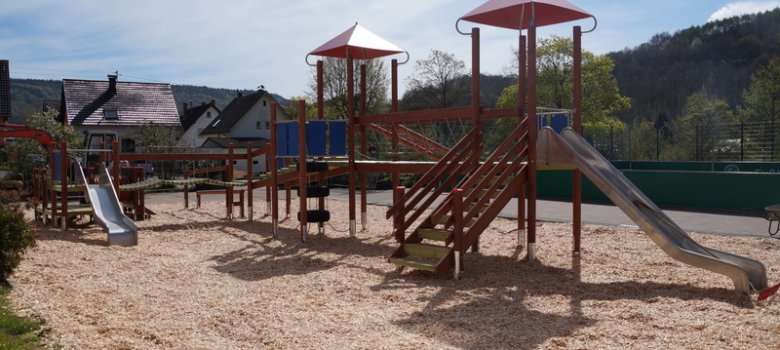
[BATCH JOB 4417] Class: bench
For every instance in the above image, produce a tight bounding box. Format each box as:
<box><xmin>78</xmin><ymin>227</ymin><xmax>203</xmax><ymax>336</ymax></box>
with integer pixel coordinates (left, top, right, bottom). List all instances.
<box><xmin>196</xmin><ymin>189</ymin><xmax>245</xmax><ymax>218</ymax></box>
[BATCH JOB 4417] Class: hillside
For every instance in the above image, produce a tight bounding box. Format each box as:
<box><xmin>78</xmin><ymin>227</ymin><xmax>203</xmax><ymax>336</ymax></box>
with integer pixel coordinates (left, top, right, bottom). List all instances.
<box><xmin>7</xmin><ymin>79</ymin><xmax>287</xmax><ymax>122</ymax></box>
<box><xmin>608</xmin><ymin>7</ymin><xmax>780</xmax><ymax>124</ymax></box>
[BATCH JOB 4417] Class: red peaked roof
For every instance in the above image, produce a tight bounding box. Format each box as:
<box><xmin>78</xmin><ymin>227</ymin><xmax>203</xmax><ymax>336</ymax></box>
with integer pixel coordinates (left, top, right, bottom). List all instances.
<box><xmin>309</xmin><ymin>23</ymin><xmax>404</xmax><ymax>60</ymax></box>
<box><xmin>461</xmin><ymin>0</ymin><xmax>592</xmax><ymax>30</ymax></box>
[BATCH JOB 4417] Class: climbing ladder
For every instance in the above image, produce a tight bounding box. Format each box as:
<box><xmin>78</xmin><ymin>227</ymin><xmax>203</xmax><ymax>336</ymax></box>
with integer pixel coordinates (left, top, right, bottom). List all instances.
<box><xmin>386</xmin><ymin>121</ymin><xmax>529</xmax><ymax>274</ymax></box>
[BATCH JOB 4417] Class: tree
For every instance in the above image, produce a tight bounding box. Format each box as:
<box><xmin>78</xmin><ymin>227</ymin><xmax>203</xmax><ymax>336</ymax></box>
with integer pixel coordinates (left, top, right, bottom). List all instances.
<box><xmin>403</xmin><ymin>49</ymin><xmax>469</xmax><ymax>110</ymax></box>
<box><xmin>488</xmin><ymin>36</ymin><xmax>630</xmax><ymax>149</ymax></box>
<box><xmin>663</xmin><ymin>91</ymin><xmax>734</xmax><ymax>160</ymax></box>
<box><xmin>2</xmin><ymin>110</ymin><xmax>83</xmax><ymax>181</ymax></box>
<box><xmin>309</xmin><ymin>58</ymin><xmax>389</xmax><ymax>120</ymax></box>
<box><xmin>741</xmin><ymin>57</ymin><xmax>780</xmax><ymax>124</ymax></box>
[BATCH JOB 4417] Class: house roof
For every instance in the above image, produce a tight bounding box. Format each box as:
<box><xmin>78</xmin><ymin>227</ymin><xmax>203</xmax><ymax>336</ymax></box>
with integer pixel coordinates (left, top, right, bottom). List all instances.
<box><xmin>201</xmin><ymin>137</ymin><xmax>269</xmax><ymax>149</ymax></box>
<box><xmin>200</xmin><ymin>90</ymin><xmax>268</xmax><ymax>136</ymax></box>
<box><xmin>61</xmin><ymin>78</ymin><xmax>180</xmax><ymax>127</ymax></box>
<box><xmin>180</xmin><ymin>101</ymin><xmax>220</xmax><ymax>131</ymax></box>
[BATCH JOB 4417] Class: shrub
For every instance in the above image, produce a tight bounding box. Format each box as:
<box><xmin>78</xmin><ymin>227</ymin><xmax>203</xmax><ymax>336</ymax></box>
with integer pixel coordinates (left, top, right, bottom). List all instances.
<box><xmin>0</xmin><ymin>201</ymin><xmax>36</xmax><ymax>283</ymax></box>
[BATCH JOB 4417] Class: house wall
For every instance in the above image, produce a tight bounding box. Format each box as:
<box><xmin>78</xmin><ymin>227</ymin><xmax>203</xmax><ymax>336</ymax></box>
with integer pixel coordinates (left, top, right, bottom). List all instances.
<box><xmin>76</xmin><ymin>125</ymin><xmax>178</xmax><ymax>152</ymax></box>
<box><xmin>231</xmin><ymin>95</ymin><xmax>277</xmax><ymax>139</ymax></box>
<box><xmin>178</xmin><ymin>106</ymin><xmax>219</xmax><ymax>148</ymax></box>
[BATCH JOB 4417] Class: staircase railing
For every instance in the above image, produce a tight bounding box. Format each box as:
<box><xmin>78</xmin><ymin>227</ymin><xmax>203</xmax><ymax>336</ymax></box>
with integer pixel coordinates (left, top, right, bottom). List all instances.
<box><xmin>386</xmin><ymin>128</ymin><xmax>481</xmax><ymax>241</ymax></box>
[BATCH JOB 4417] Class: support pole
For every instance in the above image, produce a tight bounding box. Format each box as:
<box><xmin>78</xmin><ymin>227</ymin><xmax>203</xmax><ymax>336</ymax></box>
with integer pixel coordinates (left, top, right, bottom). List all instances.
<box><xmin>60</xmin><ymin>141</ymin><xmax>68</xmax><ymax>230</ymax></box>
<box><xmin>517</xmin><ymin>33</ymin><xmax>527</xmax><ymax>243</ymax></box>
<box><xmin>298</xmin><ymin>100</ymin><xmax>308</xmax><ymax>242</ymax></box>
<box><xmin>271</xmin><ymin>102</ymin><xmax>279</xmax><ymax>238</ymax></box>
<box><xmin>112</xmin><ymin>141</ymin><xmax>120</xmax><ymax>201</ymax></box>
<box><xmin>471</xmin><ymin>27</ymin><xmax>482</xmax><ymax>253</ymax></box>
<box><xmin>347</xmin><ymin>55</ymin><xmax>357</xmax><ymax>237</ymax></box>
<box><xmin>184</xmin><ymin>168</ymin><xmax>190</xmax><ymax>209</ymax></box>
<box><xmin>246</xmin><ymin>142</ymin><xmax>254</xmax><ymax>222</ymax></box>
<box><xmin>527</xmin><ymin>6</ymin><xmax>538</xmax><ymax>261</ymax></box>
<box><xmin>391</xmin><ymin>59</ymin><xmax>400</xmax><ymax>190</ymax></box>
<box><xmin>453</xmin><ymin>188</ymin><xmax>464</xmax><ymax>280</ymax></box>
<box><xmin>359</xmin><ymin>63</ymin><xmax>368</xmax><ymax>231</ymax></box>
<box><xmin>572</xmin><ymin>26</ymin><xmax>583</xmax><ymax>254</ymax></box>
<box><xmin>227</xmin><ymin>143</ymin><xmax>234</xmax><ymax>220</ymax></box>
<box><xmin>393</xmin><ymin>186</ymin><xmax>405</xmax><ymax>243</ymax></box>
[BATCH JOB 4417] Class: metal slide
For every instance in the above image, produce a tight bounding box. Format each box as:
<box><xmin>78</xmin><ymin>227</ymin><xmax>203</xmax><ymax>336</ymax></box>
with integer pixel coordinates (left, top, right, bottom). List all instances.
<box><xmin>75</xmin><ymin>163</ymin><xmax>138</xmax><ymax>246</ymax></box>
<box><xmin>538</xmin><ymin>127</ymin><xmax>767</xmax><ymax>294</ymax></box>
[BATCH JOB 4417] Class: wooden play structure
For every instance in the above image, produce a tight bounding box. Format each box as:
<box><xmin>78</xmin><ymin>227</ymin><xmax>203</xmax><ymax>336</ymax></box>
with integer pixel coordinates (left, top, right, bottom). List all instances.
<box><xmin>3</xmin><ymin>0</ymin><xmax>778</xmax><ymax>299</ymax></box>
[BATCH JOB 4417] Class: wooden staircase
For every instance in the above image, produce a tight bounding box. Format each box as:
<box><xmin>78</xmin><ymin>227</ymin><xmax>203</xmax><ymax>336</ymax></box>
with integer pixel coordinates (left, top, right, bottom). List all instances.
<box><xmin>387</xmin><ymin>122</ymin><xmax>530</xmax><ymax>274</ymax></box>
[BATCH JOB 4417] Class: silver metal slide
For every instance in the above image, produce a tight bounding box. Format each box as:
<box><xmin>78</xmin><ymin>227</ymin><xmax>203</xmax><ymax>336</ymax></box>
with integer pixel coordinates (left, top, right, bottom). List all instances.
<box><xmin>75</xmin><ymin>163</ymin><xmax>138</xmax><ymax>246</ymax></box>
<box><xmin>538</xmin><ymin>127</ymin><xmax>767</xmax><ymax>294</ymax></box>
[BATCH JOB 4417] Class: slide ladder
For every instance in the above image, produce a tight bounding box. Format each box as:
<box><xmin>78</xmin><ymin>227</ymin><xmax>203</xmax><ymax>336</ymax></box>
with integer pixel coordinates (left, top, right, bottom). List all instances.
<box><xmin>538</xmin><ymin>127</ymin><xmax>767</xmax><ymax>294</ymax></box>
<box><xmin>387</xmin><ymin>121</ymin><xmax>529</xmax><ymax>273</ymax></box>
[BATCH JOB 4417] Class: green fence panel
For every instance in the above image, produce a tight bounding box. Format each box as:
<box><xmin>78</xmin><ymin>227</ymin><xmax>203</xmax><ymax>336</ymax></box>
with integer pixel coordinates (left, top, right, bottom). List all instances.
<box><xmin>538</xmin><ymin>169</ymin><xmax>780</xmax><ymax>212</ymax></box>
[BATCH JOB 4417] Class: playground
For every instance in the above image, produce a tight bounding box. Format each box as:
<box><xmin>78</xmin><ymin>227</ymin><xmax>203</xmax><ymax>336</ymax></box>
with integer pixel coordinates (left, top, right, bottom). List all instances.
<box><xmin>3</xmin><ymin>0</ymin><xmax>780</xmax><ymax>348</ymax></box>
<box><xmin>7</xmin><ymin>196</ymin><xmax>780</xmax><ymax>349</ymax></box>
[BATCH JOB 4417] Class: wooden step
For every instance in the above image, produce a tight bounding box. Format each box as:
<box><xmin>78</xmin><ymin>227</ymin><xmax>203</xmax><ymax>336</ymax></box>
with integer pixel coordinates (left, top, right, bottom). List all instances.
<box><xmin>403</xmin><ymin>243</ymin><xmax>450</xmax><ymax>259</ymax></box>
<box><xmin>434</xmin><ymin>215</ymin><xmax>477</xmax><ymax>227</ymax></box>
<box><xmin>417</xmin><ymin>228</ymin><xmax>451</xmax><ymax>241</ymax></box>
<box><xmin>389</xmin><ymin>256</ymin><xmax>438</xmax><ymax>272</ymax></box>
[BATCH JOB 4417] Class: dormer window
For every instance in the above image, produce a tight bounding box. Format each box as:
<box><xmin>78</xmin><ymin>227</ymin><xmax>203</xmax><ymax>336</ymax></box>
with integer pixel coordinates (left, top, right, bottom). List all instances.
<box><xmin>104</xmin><ymin>109</ymin><xmax>118</xmax><ymax>119</ymax></box>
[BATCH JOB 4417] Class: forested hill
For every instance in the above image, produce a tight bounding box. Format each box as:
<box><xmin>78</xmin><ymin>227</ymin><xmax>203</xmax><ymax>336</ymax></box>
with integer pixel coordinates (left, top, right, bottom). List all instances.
<box><xmin>7</xmin><ymin>79</ymin><xmax>286</xmax><ymax>122</ymax></box>
<box><xmin>609</xmin><ymin>7</ymin><xmax>780</xmax><ymax>125</ymax></box>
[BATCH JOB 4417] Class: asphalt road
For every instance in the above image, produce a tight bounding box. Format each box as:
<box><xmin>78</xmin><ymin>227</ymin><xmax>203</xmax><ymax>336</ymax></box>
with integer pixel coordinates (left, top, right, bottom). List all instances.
<box><xmin>147</xmin><ymin>187</ymin><xmax>778</xmax><ymax>239</ymax></box>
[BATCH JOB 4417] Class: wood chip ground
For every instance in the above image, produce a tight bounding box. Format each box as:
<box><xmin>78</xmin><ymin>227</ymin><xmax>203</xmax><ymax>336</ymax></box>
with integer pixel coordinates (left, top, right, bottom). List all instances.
<box><xmin>8</xmin><ymin>199</ymin><xmax>780</xmax><ymax>349</ymax></box>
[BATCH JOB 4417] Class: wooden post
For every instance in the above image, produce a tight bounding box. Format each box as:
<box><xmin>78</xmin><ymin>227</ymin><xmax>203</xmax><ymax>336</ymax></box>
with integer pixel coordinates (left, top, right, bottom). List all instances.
<box><xmin>112</xmin><ymin>141</ymin><xmax>120</xmax><ymax>199</ymax></box>
<box><xmin>572</xmin><ymin>26</ymin><xmax>583</xmax><ymax>254</ymax></box>
<box><xmin>470</xmin><ymin>27</ymin><xmax>481</xmax><ymax>253</ymax></box>
<box><xmin>452</xmin><ymin>188</ymin><xmax>464</xmax><ymax>280</ymax></box>
<box><xmin>391</xmin><ymin>58</ymin><xmax>400</xmax><ymax>190</ymax></box>
<box><xmin>393</xmin><ymin>186</ymin><xmax>405</xmax><ymax>243</ymax></box>
<box><xmin>518</xmin><ymin>34</ymin><xmax>527</xmax><ymax>240</ymax></box>
<box><xmin>527</xmin><ymin>5</ymin><xmax>538</xmax><ymax>261</ymax></box>
<box><xmin>183</xmin><ymin>168</ymin><xmax>190</xmax><ymax>209</ymax></box>
<box><xmin>297</xmin><ymin>100</ymin><xmax>308</xmax><ymax>242</ymax></box>
<box><xmin>60</xmin><ymin>141</ymin><xmax>68</xmax><ymax>230</ymax></box>
<box><xmin>359</xmin><ymin>63</ymin><xmax>368</xmax><ymax>231</ymax></box>
<box><xmin>347</xmin><ymin>55</ymin><xmax>356</xmax><ymax>236</ymax></box>
<box><xmin>246</xmin><ymin>142</ymin><xmax>254</xmax><ymax>222</ymax></box>
<box><xmin>227</xmin><ymin>143</ymin><xmax>234</xmax><ymax>220</ymax></box>
<box><xmin>271</xmin><ymin>102</ymin><xmax>279</xmax><ymax>238</ymax></box>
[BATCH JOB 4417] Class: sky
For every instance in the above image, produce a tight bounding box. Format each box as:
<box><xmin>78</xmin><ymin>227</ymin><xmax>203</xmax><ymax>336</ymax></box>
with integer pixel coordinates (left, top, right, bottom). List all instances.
<box><xmin>2</xmin><ymin>0</ymin><xmax>780</xmax><ymax>99</ymax></box>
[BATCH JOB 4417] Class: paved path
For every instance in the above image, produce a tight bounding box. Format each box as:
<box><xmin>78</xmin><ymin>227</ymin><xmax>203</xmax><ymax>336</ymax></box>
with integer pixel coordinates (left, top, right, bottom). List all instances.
<box><xmin>147</xmin><ymin>188</ymin><xmax>777</xmax><ymax>239</ymax></box>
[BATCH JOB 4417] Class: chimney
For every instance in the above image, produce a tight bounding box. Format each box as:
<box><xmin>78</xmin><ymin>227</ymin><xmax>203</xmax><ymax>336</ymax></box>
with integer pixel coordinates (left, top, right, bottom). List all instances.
<box><xmin>210</xmin><ymin>99</ymin><xmax>215</xmax><ymax>105</ymax></box>
<box><xmin>108</xmin><ymin>73</ymin><xmax>118</xmax><ymax>94</ymax></box>
<box><xmin>236</xmin><ymin>89</ymin><xmax>243</xmax><ymax>98</ymax></box>
<box><xmin>0</xmin><ymin>60</ymin><xmax>11</xmax><ymax>123</ymax></box>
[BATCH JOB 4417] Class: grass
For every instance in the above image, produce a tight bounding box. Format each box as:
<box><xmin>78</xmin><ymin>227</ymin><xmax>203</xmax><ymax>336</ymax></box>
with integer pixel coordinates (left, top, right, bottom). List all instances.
<box><xmin>0</xmin><ymin>284</ymin><xmax>46</xmax><ymax>349</ymax></box>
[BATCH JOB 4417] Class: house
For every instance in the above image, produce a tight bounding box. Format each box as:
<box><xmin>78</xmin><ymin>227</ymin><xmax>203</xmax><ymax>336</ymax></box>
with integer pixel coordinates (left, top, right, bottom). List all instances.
<box><xmin>178</xmin><ymin>100</ymin><xmax>220</xmax><ymax>148</ymax></box>
<box><xmin>199</xmin><ymin>89</ymin><xmax>287</xmax><ymax>175</ymax></box>
<box><xmin>59</xmin><ymin>74</ymin><xmax>180</xmax><ymax>152</ymax></box>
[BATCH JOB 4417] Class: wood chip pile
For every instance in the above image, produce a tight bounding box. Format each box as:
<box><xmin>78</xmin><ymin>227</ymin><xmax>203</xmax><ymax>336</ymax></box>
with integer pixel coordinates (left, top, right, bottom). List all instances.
<box><xmin>9</xmin><ymin>198</ymin><xmax>780</xmax><ymax>349</ymax></box>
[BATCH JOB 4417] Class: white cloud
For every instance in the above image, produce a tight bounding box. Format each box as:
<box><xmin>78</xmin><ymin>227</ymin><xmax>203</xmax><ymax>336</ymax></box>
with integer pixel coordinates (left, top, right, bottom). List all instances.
<box><xmin>708</xmin><ymin>0</ymin><xmax>780</xmax><ymax>22</ymax></box>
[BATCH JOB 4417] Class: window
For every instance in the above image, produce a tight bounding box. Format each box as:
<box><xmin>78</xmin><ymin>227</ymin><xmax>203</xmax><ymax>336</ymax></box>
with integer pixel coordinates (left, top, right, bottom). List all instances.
<box><xmin>256</xmin><ymin>121</ymin><xmax>262</xmax><ymax>129</ymax></box>
<box><xmin>104</xmin><ymin>109</ymin><xmax>118</xmax><ymax>119</ymax></box>
<box><xmin>207</xmin><ymin>111</ymin><xmax>212</xmax><ymax>118</ymax></box>
<box><xmin>253</xmin><ymin>160</ymin><xmax>259</xmax><ymax>165</ymax></box>
<box><xmin>263</xmin><ymin>100</ymin><xmax>267</xmax><ymax>107</ymax></box>
<box><xmin>265</xmin><ymin>121</ymin><xmax>270</xmax><ymax>129</ymax></box>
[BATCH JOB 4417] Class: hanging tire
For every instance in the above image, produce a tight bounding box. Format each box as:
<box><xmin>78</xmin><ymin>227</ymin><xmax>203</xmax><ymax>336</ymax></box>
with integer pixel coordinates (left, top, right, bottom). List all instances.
<box><xmin>298</xmin><ymin>210</ymin><xmax>330</xmax><ymax>223</ymax></box>
<box><xmin>305</xmin><ymin>161</ymin><xmax>328</xmax><ymax>172</ymax></box>
<box><xmin>298</xmin><ymin>186</ymin><xmax>329</xmax><ymax>198</ymax></box>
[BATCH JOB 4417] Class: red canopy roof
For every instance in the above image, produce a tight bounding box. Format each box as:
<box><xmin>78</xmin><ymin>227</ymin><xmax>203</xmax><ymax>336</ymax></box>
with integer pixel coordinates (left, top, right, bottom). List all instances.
<box><xmin>309</xmin><ymin>23</ymin><xmax>405</xmax><ymax>60</ymax></box>
<box><xmin>460</xmin><ymin>0</ymin><xmax>592</xmax><ymax>30</ymax></box>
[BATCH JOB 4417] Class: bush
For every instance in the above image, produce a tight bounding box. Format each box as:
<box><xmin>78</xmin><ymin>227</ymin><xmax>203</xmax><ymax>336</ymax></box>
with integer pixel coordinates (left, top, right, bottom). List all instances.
<box><xmin>0</xmin><ymin>201</ymin><xmax>36</xmax><ymax>283</ymax></box>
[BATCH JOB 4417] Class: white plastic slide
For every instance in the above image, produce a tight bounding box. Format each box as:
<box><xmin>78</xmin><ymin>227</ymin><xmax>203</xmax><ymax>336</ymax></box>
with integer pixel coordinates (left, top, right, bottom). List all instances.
<box><xmin>75</xmin><ymin>163</ymin><xmax>138</xmax><ymax>246</ymax></box>
<box><xmin>538</xmin><ymin>127</ymin><xmax>767</xmax><ymax>294</ymax></box>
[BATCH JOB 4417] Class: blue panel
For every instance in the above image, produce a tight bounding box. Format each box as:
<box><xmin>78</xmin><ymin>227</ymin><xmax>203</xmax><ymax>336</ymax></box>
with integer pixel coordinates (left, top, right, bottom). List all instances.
<box><xmin>550</xmin><ymin>114</ymin><xmax>569</xmax><ymax>133</ymax></box>
<box><xmin>276</xmin><ymin>123</ymin><xmax>289</xmax><ymax>156</ymax></box>
<box><xmin>288</xmin><ymin>122</ymin><xmax>299</xmax><ymax>156</ymax></box>
<box><xmin>307</xmin><ymin>121</ymin><xmax>328</xmax><ymax>156</ymax></box>
<box><xmin>52</xmin><ymin>150</ymin><xmax>62</xmax><ymax>181</ymax></box>
<box><xmin>329</xmin><ymin>121</ymin><xmax>347</xmax><ymax>156</ymax></box>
